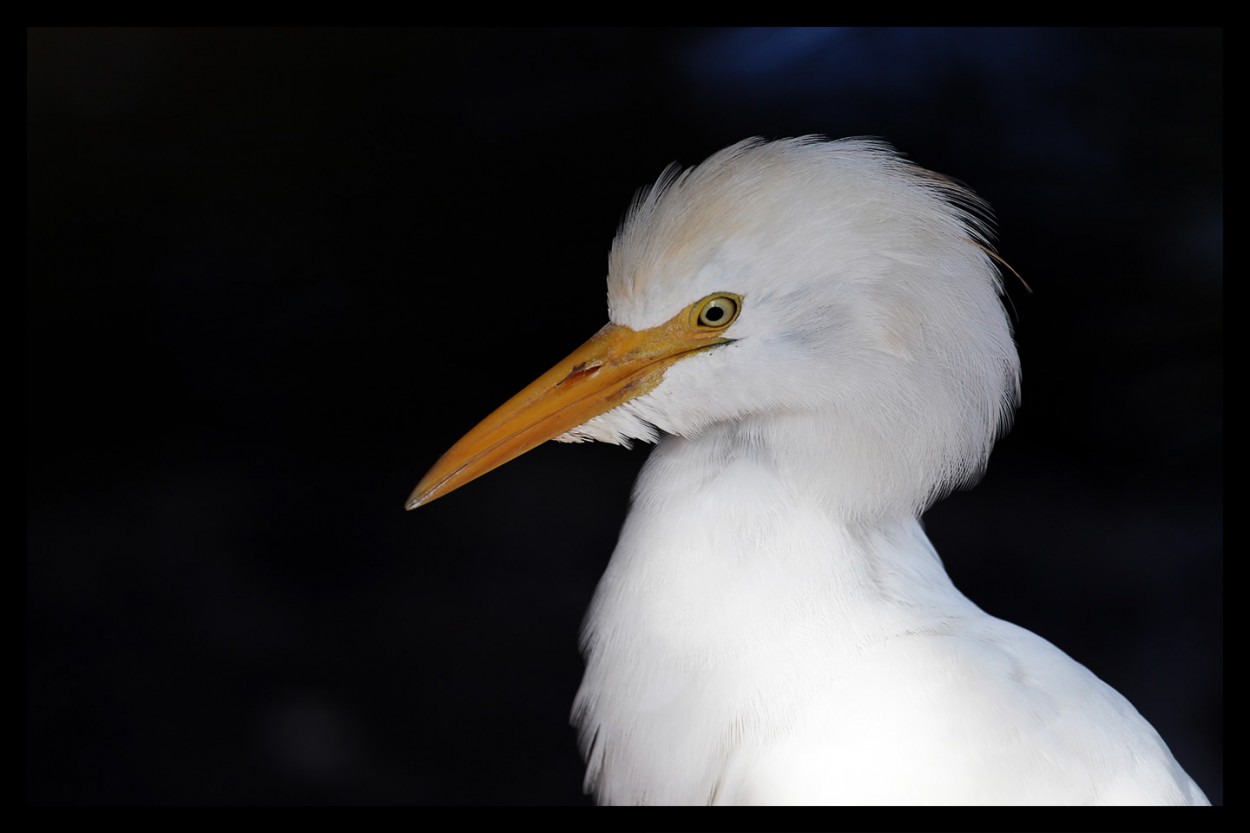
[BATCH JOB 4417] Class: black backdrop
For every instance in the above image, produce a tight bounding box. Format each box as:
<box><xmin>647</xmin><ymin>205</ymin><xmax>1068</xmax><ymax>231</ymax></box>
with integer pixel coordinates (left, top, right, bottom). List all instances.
<box><xmin>27</xmin><ymin>28</ymin><xmax>1222</xmax><ymax>806</ymax></box>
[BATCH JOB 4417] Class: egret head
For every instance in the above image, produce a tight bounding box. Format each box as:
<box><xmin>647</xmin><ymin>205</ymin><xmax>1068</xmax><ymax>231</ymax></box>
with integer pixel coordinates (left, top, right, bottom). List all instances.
<box><xmin>409</xmin><ymin>137</ymin><xmax>1020</xmax><ymax>519</ymax></box>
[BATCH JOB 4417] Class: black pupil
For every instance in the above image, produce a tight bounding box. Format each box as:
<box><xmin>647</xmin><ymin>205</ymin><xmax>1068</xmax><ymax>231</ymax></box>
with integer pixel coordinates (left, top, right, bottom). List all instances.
<box><xmin>704</xmin><ymin>305</ymin><xmax>725</xmax><ymax>322</ymax></box>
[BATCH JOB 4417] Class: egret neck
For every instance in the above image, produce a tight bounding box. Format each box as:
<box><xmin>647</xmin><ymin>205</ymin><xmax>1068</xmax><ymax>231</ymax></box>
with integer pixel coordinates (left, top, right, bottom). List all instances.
<box><xmin>572</xmin><ymin>414</ymin><xmax>989</xmax><ymax>804</ymax></box>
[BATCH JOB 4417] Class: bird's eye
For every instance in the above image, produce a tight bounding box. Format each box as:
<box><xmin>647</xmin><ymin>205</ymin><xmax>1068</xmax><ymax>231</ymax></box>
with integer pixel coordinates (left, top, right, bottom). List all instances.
<box><xmin>694</xmin><ymin>294</ymin><xmax>742</xmax><ymax>329</ymax></box>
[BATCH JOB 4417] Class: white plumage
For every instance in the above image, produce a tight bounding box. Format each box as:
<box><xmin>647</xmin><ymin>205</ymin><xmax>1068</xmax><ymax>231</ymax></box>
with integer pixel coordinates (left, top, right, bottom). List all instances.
<box><xmin>410</xmin><ymin>137</ymin><xmax>1209</xmax><ymax>805</ymax></box>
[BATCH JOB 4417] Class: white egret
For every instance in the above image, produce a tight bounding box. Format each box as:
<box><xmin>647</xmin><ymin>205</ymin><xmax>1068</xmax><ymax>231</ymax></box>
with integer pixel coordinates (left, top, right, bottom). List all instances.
<box><xmin>407</xmin><ymin>137</ymin><xmax>1209</xmax><ymax>805</ymax></box>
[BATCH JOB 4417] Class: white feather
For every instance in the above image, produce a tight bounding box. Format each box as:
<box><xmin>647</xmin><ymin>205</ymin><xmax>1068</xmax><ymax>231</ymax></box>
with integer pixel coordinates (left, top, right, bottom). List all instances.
<box><xmin>564</xmin><ymin>137</ymin><xmax>1207</xmax><ymax>805</ymax></box>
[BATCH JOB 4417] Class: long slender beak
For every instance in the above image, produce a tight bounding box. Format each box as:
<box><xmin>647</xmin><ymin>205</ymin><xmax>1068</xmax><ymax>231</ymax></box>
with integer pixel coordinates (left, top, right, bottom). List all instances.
<box><xmin>406</xmin><ymin>318</ymin><xmax>730</xmax><ymax>509</ymax></box>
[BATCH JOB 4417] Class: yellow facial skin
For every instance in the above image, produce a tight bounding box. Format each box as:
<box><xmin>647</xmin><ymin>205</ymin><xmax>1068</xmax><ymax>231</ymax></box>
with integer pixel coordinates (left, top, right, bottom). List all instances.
<box><xmin>407</xmin><ymin>293</ymin><xmax>742</xmax><ymax>509</ymax></box>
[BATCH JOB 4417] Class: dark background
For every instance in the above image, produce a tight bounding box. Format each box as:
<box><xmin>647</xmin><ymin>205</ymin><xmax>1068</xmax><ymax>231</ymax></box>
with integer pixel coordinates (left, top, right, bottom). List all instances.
<box><xmin>27</xmin><ymin>28</ymin><xmax>1222</xmax><ymax>805</ymax></box>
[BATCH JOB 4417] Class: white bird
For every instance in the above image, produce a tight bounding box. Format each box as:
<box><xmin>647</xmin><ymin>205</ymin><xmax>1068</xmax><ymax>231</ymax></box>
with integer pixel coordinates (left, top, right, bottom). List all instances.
<box><xmin>407</xmin><ymin>137</ymin><xmax>1209</xmax><ymax>805</ymax></box>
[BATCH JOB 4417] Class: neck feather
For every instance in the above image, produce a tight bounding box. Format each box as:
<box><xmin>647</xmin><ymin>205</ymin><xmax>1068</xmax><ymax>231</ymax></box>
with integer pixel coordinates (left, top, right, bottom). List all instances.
<box><xmin>573</xmin><ymin>421</ymin><xmax>986</xmax><ymax>803</ymax></box>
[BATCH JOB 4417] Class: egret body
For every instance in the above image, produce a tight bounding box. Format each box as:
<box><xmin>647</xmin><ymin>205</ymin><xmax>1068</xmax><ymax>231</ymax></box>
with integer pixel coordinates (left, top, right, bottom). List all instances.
<box><xmin>408</xmin><ymin>137</ymin><xmax>1209</xmax><ymax>805</ymax></box>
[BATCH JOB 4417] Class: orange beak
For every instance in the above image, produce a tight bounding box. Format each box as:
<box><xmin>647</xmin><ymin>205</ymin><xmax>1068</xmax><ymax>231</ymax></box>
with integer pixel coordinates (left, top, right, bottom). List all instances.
<box><xmin>406</xmin><ymin>314</ymin><xmax>732</xmax><ymax>509</ymax></box>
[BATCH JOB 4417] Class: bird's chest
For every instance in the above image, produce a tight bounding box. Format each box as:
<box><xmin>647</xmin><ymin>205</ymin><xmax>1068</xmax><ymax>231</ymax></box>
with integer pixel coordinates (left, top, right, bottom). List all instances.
<box><xmin>576</xmin><ymin>620</ymin><xmax>810</xmax><ymax>805</ymax></box>
<box><xmin>574</xmin><ymin>506</ymin><xmax>852</xmax><ymax>803</ymax></box>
